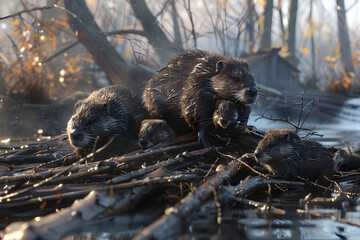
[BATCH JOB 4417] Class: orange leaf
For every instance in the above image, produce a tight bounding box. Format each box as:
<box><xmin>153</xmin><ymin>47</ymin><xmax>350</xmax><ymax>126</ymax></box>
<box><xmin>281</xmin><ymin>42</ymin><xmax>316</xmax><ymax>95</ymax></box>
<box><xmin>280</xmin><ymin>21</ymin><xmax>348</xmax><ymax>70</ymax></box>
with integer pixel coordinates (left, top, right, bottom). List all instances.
<box><xmin>252</xmin><ymin>45</ymin><xmax>258</xmax><ymax>53</ymax></box>
<box><xmin>11</xmin><ymin>29</ymin><xmax>20</xmax><ymax>36</ymax></box>
<box><xmin>302</xmin><ymin>47</ymin><xmax>309</xmax><ymax>54</ymax></box>
<box><xmin>344</xmin><ymin>76</ymin><xmax>351</xmax><ymax>83</ymax></box>
<box><xmin>334</xmin><ymin>44</ymin><xmax>341</xmax><ymax>56</ymax></box>
<box><xmin>258</xmin><ymin>0</ymin><xmax>267</xmax><ymax>8</ymax></box>
<box><xmin>86</xmin><ymin>0</ymin><xmax>96</xmax><ymax>5</ymax></box>
<box><xmin>348</xmin><ymin>72</ymin><xmax>356</xmax><ymax>78</ymax></box>
<box><xmin>332</xmin><ymin>64</ymin><xmax>337</xmax><ymax>71</ymax></box>
<box><xmin>124</xmin><ymin>48</ymin><xmax>131</xmax><ymax>58</ymax></box>
<box><xmin>325</xmin><ymin>56</ymin><xmax>332</xmax><ymax>62</ymax></box>
<box><xmin>255</xmin><ymin>16</ymin><xmax>263</xmax><ymax>26</ymax></box>
<box><xmin>305</xmin><ymin>27</ymin><xmax>313</xmax><ymax>38</ymax></box>
<box><xmin>11</xmin><ymin>18</ymin><xmax>19</xmax><ymax>26</ymax></box>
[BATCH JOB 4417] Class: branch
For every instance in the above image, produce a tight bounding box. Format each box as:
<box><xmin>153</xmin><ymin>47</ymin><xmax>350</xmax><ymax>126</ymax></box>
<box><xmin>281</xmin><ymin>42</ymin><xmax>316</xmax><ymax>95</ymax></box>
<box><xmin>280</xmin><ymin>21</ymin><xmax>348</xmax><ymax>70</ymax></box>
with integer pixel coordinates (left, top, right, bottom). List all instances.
<box><xmin>0</xmin><ymin>1</ymin><xmax>59</xmax><ymax>21</ymax></box>
<box><xmin>43</xmin><ymin>40</ymin><xmax>80</xmax><ymax>63</ymax></box>
<box><xmin>133</xmin><ymin>154</ymin><xmax>248</xmax><ymax>240</ymax></box>
<box><xmin>107</xmin><ymin>29</ymin><xmax>145</xmax><ymax>36</ymax></box>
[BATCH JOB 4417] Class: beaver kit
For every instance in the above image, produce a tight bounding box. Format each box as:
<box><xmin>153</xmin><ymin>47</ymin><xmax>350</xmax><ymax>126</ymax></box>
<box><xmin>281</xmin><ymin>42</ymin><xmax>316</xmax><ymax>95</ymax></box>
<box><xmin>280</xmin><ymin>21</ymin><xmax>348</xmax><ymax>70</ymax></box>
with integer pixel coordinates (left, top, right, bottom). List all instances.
<box><xmin>213</xmin><ymin>100</ymin><xmax>239</xmax><ymax>129</ymax></box>
<box><xmin>67</xmin><ymin>85</ymin><xmax>146</xmax><ymax>159</ymax></box>
<box><xmin>143</xmin><ymin>49</ymin><xmax>257</xmax><ymax>147</ymax></box>
<box><xmin>138</xmin><ymin>119</ymin><xmax>176</xmax><ymax>149</ymax></box>
<box><xmin>254</xmin><ymin>128</ymin><xmax>334</xmax><ymax>181</ymax></box>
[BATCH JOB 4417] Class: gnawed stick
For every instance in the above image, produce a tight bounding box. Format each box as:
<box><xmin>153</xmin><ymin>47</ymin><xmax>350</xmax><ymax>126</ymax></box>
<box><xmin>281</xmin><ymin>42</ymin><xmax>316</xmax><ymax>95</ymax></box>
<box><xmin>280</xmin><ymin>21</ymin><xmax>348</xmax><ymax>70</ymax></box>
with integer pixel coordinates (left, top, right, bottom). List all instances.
<box><xmin>2</xmin><ymin>168</ymin><xmax>176</xmax><ymax>240</ymax></box>
<box><xmin>109</xmin><ymin>146</ymin><xmax>215</xmax><ymax>184</ymax></box>
<box><xmin>2</xmin><ymin>169</ymin><xmax>199</xmax><ymax>239</ymax></box>
<box><xmin>113</xmin><ymin>142</ymin><xmax>199</xmax><ymax>167</ymax></box>
<box><xmin>133</xmin><ymin>154</ymin><xmax>251</xmax><ymax>240</ymax></box>
<box><xmin>0</xmin><ymin>170</ymin><xmax>198</xmax><ymax>211</ymax></box>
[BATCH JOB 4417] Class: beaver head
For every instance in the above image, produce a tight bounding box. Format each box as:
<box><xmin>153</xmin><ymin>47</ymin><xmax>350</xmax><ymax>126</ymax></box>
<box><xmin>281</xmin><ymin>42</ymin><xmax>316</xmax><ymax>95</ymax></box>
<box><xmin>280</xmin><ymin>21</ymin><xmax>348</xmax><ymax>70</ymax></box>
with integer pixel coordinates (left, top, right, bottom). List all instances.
<box><xmin>213</xmin><ymin>100</ymin><xmax>239</xmax><ymax>129</ymax></box>
<box><xmin>254</xmin><ymin>128</ymin><xmax>305</xmax><ymax>174</ymax></box>
<box><xmin>67</xmin><ymin>97</ymin><xmax>128</xmax><ymax>153</ymax></box>
<box><xmin>138</xmin><ymin>119</ymin><xmax>176</xmax><ymax>149</ymax></box>
<box><xmin>210</xmin><ymin>60</ymin><xmax>257</xmax><ymax>104</ymax></box>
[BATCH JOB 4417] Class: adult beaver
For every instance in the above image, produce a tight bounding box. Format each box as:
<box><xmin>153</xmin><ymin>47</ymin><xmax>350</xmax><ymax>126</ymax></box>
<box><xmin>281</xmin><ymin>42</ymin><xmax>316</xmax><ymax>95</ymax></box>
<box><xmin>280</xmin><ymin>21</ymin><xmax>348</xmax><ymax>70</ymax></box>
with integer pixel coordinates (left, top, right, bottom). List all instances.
<box><xmin>67</xmin><ymin>86</ymin><xmax>146</xmax><ymax>159</ymax></box>
<box><xmin>254</xmin><ymin>128</ymin><xmax>334</xmax><ymax>182</ymax></box>
<box><xmin>143</xmin><ymin>49</ymin><xmax>257</xmax><ymax>147</ymax></box>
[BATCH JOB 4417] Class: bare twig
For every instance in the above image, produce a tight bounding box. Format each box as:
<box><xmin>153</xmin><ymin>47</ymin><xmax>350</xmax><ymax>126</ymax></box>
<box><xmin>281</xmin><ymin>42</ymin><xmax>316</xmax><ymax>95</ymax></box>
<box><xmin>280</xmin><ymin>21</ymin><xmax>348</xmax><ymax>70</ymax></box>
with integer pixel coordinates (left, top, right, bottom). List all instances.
<box><xmin>183</xmin><ymin>0</ymin><xmax>197</xmax><ymax>48</ymax></box>
<box><xmin>0</xmin><ymin>1</ymin><xmax>59</xmax><ymax>21</ymax></box>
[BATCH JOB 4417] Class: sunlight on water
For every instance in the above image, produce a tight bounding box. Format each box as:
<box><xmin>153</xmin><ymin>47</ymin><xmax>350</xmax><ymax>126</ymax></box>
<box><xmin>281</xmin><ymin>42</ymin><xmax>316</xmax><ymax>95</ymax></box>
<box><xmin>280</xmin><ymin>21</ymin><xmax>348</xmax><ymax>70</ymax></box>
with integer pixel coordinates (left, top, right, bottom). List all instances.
<box><xmin>250</xmin><ymin>104</ymin><xmax>360</xmax><ymax>147</ymax></box>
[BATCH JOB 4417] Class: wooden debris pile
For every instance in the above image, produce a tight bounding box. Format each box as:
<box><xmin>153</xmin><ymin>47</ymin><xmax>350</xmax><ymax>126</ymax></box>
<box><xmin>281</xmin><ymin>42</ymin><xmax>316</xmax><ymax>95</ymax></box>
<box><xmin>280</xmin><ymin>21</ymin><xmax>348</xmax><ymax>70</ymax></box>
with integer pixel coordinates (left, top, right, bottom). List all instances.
<box><xmin>0</xmin><ymin>134</ymin><xmax>360</xmax><ymax>239</ymax></box>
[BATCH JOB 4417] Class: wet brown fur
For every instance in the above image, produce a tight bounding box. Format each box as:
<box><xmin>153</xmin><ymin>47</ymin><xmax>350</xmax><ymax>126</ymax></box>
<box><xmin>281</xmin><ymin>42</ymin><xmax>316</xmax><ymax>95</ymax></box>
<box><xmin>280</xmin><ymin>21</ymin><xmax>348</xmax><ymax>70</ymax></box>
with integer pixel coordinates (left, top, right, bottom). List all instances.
<box><xmin>138</xmin><ymin>119</ymin><xmax>176</xmax><ymax>149</ymax></box>
<box><xmin>255</xmin><ymin>128</ymin><xmax>334</xmax><ymax>181</ymax></box>
<box><xmin>67</xmin><ymin>86</ymin><xmax>146</xmax><ymax>159</ymax></box>
<box><xmin>143</xmin><ymin>49</ymin><xmax>256</xmax><ymax>147</ymax></box>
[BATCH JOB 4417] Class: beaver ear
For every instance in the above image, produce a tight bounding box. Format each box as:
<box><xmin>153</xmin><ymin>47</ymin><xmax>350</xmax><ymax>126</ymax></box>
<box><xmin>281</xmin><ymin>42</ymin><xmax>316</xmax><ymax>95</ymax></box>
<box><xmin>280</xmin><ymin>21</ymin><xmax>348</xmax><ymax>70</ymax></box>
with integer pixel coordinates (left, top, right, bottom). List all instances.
<box><xmin>216</xmin><ymin>61</ymin><xmax>223</xmax><ymax>73</ymax></box>
<box><xmin>104</xmin><ymin>103</ymin><xmax>111</xmax><ymax>113</ymax></box>
<box><xmin>285</xmin><ymin>134</ymin><xmax>291</xmax><ymax>142</ymax></box>
<box><xmin>74</xmin><ymin>100</ymin><xmax>84</xmax><ymax>109</ymax></box>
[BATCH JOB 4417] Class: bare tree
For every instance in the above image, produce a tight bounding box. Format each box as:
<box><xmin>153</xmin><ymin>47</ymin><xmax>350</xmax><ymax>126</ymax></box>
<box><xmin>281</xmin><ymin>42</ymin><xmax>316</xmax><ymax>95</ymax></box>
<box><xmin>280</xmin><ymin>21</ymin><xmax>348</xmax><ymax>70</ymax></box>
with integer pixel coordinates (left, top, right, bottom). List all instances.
<box><xmin>170</xmin><ymin>0</ymin><xmax>183</xmax><ymax>49</ymax></box>
<box><xmin>244</xmin><ymin>0</ymin><xmax>257</xmax><ymax>53</ymax></box>
<box><xmin>63</xmin><ymin>0</ymin><xmax>137</xmax><ymax>89</ymax></box>
<box><xmin>259</xmin><ymin>0</ymin><xmax>273</xmax><ymax>50</ymax></box>
<box><xmin>129</xmin><ymin>0</ymin><xmax>183</xmax><ymax>62</ymax></box>
<box><xmin>283</xmin><ymin>0</ymin><xmax>298</xmax><ymax>67</ymax></box>
<box><xmin>276</xmin><ymin>0</ymin><xmax>285</xmax><ymax>44</ymax></box>
<box><xmin>309</xmin><ymin>0</ymin><xmax>317</xmax><ymax>81</ymax></box>
<box><xmin>336</xmin><ymin>0</ymin><xmax>354</xmax><ymax>74</ymax></box>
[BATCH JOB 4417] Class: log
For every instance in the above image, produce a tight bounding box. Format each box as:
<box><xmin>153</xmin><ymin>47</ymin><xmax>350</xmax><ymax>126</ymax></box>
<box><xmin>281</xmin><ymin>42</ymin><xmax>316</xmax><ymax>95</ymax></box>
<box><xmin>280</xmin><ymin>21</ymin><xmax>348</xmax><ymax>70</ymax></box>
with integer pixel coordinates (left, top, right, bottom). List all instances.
<box><xmin>133</xmin><ymin>154</ymin><xmax>251</xmax><ymax>240</ymax></box>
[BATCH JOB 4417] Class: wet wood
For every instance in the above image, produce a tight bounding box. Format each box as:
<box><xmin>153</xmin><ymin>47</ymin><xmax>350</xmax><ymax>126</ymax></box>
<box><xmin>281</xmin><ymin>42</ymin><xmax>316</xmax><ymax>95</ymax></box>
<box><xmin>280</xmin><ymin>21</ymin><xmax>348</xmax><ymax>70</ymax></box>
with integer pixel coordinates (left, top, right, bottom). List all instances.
<box><xmin>1</xmin><ymin>133</ymin><xmax>360</xmax><ymax>239</ymax></box>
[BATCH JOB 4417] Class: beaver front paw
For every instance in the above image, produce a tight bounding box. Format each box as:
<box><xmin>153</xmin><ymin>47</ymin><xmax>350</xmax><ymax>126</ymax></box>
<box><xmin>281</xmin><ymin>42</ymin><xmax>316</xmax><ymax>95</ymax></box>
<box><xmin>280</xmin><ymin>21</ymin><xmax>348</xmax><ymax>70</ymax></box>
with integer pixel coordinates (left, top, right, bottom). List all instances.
<box><xmin>198</xmin><ymin>127</ymin><xmax>216</xmax><ymax>148</ymax></box>
<box><xmin>235</xmin><ymin>125</ymin><xmax>257</xmax><ymax>134</ymax></box>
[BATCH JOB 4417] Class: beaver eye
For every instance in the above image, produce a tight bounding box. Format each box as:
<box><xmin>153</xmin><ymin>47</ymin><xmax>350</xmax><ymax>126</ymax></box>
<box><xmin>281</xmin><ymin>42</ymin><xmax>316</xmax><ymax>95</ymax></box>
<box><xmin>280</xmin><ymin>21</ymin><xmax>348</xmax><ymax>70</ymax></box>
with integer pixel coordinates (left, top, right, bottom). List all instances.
<box><xmin>88</xmin><ymin>119</ymin><xmax>96</xmax><ymax>125</ymax></box>
<box><xmin>233</xmin><ymin>77</ymin><xmax>240</xmax><ymax>81</ymax></box>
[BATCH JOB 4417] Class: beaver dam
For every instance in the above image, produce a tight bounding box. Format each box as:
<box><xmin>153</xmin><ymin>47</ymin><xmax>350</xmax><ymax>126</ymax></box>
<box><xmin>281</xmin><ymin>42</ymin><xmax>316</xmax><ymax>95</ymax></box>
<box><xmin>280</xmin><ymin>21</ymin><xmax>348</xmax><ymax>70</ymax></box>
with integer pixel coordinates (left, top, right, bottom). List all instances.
<box><xmin>1</xmin><ymin>125</ymin><xmax>360</xmax><ymax>239</ymax></box>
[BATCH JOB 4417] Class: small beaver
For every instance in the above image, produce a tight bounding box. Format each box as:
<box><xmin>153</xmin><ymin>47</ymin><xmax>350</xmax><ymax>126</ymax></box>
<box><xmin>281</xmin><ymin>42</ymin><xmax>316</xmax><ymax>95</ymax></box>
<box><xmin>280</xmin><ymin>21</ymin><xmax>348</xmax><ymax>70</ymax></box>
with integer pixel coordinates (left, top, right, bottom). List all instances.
<box><xmin>138</xmin><ymin>119</ymin><xmax>176</xmax><ymax>149</ymax></box>
<box><xmin>67</xmin><ymin>86</ymin><xmax>146</xmax><ymax>159</ymax></box>
<box><xmin>213</xmin><ymin>100</ymin><xmax>239</xmax><ymax>129</ymax></box>
<box><xmin>254</xmin><ymin>128</ymin><xmax>334</xmax><ymax>181</ymax></box>
<box><xmin>143</xmin><ymin>49</ymin><xmax>257</xmax><ymax>147</ymax></box>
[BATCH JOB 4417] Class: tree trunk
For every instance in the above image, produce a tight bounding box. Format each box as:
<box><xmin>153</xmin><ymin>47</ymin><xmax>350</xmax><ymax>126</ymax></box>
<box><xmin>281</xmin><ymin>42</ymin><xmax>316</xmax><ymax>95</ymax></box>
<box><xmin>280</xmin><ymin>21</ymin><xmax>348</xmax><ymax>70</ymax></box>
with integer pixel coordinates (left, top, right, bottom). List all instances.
<box><xmin>259</xmin><ymin>0</ymin><xmax>273</xmax><ymax>50</ymax></box>
<box><xmin>283</xmin><ymin>0</ymin><xmax>298</xmax><ymax>67</ymax></box>
<box><xmin>63</xmin><ymin>0</ymin><xmax>143</xmax><ymax>92</ymax></box>
<box><xmin>129</xmin><ymin>0</ymin><xmax>182</xmax><ymax>62</ymax></box>
<box><xmin>170</xmin><ymin>0</ymin><xmax>183</xmax><ymax>49</ymax></box>
<box><xmin>310</xmin><ymin>0</ymin><xmax>317</xmax><ymax>80</ymax></box>
<box><xmin>277</xmin><ymin>0</ymin><xmax>285</xmax><ymax>44</ymax></box>
<box><xmin>336</xmin><ymin>0</ymin><xmax>354</xmax><ymax>74</ymax></box>
<box><xmin>245</xmin><ymin>0</ymin><xmax>256</xmax><ymax>53</ymax></box>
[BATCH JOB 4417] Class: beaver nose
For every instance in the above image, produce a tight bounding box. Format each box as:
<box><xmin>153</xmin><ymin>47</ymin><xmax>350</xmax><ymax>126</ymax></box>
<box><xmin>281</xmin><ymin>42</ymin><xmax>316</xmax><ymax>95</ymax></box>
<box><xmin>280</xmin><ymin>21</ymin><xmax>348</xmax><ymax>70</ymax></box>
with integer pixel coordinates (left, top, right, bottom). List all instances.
<box><xmin>219</xmin><ymin>117</ymin><xmax>230</xmax><ymax>129</ymax></box>
<box><xmin>139</xmin><ymin>139</ymin><xmax>147</xmax><ymax>149</ymax></box>
<box><xmin>70</xmin><ymin>129</ymin><xmax>84</xmax><ymax>142</ymax></box>
<box><xmin>247</xmin><ymin>86</ymin><xmax>258</xmax><ymax>96</ymax></box>
<box><xmin>254</xmin><ymin>149</ymin><xmax>261</xmax><ymax>158</ymax></box>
